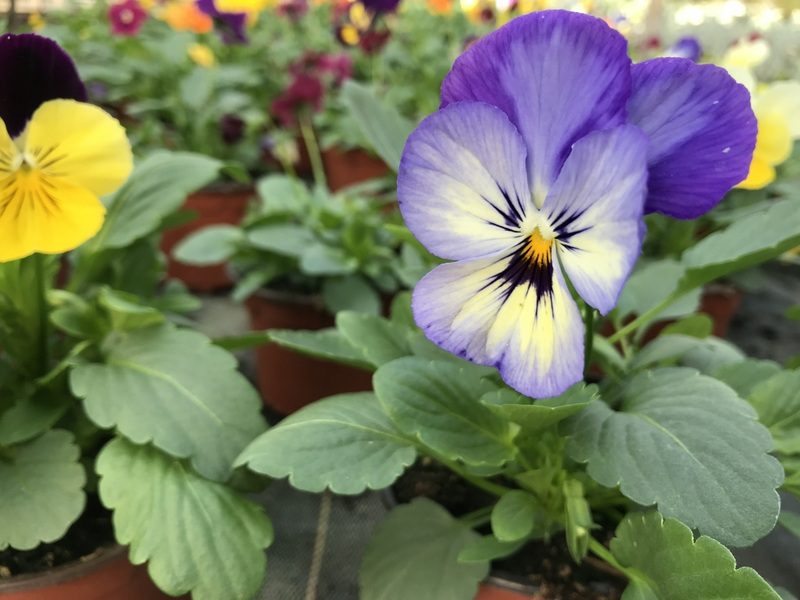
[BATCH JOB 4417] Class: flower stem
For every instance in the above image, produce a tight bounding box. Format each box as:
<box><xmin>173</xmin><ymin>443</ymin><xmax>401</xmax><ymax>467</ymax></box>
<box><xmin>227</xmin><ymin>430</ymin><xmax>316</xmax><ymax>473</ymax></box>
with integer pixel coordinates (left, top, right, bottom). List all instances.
<box><xmin>584</xmin><ymin>304</ymin><xmax>595</xmax><ymax>374</ymax></box>
<box><xmin>459</xmin><ymin>506</ymin><xmax>493</xmax><ymax>529</ymax></box>
<box><xmin>299</xmin><ymin>114</ymin><xmax>327</xmax><ymax>190</ymax></box>
<box><xmin>428</xmin><ymin>450</ymin><xmax>510</xmax><ymax>497</ymax></box>
<box><xmin>33</xmin><ymin>253</ymin><xmax>50</xmax><ymax>376</ymax></box>
<box><xmin>588</xmin><ymin>537</ymin><xmax>633</xmax><ymax>579</ymax></box>
<box><xmin>606</xmin><ymin>290</ymin><xmax>686</xmax><ymax>344</ymax></box>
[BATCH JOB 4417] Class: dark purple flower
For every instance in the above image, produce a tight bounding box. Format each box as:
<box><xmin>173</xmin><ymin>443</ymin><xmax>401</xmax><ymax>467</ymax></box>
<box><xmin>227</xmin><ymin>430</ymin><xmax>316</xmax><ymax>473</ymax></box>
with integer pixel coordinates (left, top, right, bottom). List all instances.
<box><xmin>291</xmin><ymin>51</ymin><xmax>353</xmax><ymax>86</ymax></box>
<box><xmin>271</xmin><ymin>74</ymin><xmax>325</xmax><ymax>127</ymax></box>
<box><xmin>666</xmin><ymin>36</ymin><xmax>702</xmax><ymax>62</ymax></box>
<box><xmin>277</xmin><ymin>0</ymin><xmax>309</xmax><ymax>21</ymax></box>
<box><xmin>196</xmin><ymin>0</ymin><xmax>248</xmax><ymax>44</ymax></box>
<box><xmin>362</xmin><ymin>0</ymin><xmax>401</xmax><ymax>13</ymax></box>
<box><xmin>358</xmin><ymin>29</ymin><xmax>391</xmax><ymax>54</ymax></box>
<box><xmin>220</xmin><ymin>114</ymin><xmax>246</xmax><ymax>144</ymax></box>
<box><xmin>0</xmin><ymin>34</ymin><xmax>87</xmax><ymax>137</ymax></box>
<box><xmin>108</xmin><ymin>0</ymin><xmax>148</xmax><ymax>36</ymax></box>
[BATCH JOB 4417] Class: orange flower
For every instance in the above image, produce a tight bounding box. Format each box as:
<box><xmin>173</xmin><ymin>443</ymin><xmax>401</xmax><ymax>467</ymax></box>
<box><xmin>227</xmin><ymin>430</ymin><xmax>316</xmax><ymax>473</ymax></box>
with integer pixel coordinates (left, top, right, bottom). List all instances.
<box><xmin>162</xmin><ymin>0</ymin><xmax>214</xmax><ymax>33</ymax></box>
<box><xmin>427</xmin><ymin>0</ymin><xmax>452</xmax><ymax>14</ymax></box>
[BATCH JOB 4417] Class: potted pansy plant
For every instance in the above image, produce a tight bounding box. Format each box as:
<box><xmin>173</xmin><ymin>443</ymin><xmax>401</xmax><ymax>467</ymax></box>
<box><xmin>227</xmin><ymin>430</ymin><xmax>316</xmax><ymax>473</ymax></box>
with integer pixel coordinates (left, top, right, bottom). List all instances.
<box><xmin>234</xmin><ymin>11</ymin><xmax>800</xmax><ymax>599</ymax></box>
<box><xmin>0</xmin><ymin>34</ymin><xmax>272</xmax><ymax>600</ymax></box>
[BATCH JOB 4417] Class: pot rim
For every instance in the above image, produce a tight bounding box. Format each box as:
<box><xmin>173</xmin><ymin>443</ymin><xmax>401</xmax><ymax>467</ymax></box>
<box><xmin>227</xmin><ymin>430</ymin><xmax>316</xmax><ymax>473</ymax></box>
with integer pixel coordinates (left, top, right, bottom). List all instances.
<box><xmin>250</xmin><ymin>287</ymin><xmax>326</xmax><ymax>312</ymax></box>
<box><xmin>193</xmin><ymin>181</ymin><xmax>255</xmax><ymax>196</ymax></box>
<box><xmin>0</xmin><ymin>544</ymin><xmax>128</xmax><ymax>592</ymax></box>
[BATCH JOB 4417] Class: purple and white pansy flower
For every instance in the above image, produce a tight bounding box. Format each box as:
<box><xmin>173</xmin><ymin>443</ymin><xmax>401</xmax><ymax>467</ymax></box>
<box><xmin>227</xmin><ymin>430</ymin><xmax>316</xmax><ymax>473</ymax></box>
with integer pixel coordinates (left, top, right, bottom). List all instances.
<box><xmin>398</xmin><ymin>10</ymin><xmax>756</xmax><ymax>398</ymax></box>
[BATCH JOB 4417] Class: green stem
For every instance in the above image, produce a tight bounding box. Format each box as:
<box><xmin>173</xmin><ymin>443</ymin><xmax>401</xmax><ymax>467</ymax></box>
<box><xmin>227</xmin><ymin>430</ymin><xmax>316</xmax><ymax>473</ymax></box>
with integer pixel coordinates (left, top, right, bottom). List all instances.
<box><xmin>583</xmin><ymin>304</ymin><xmax>595</xmax><ymax>374</ymax></box>
<box><xmin>606</xmin><ymin>290</ymin><xmax>686</xmax><ymax>344</ymax></box>
<box><xmin>429</xmin><ymin>451</ymin><xmax>511</xmax><ymax>497</ymax></box>
<box><xmin>33</xmin><ymin>254</ymin><xmax>50</xmax><ymax>376</ymax></box>
<box><xmin>459</xmin><ymin>506</ymin><xmax>493</xmax><ymax>529</ymax></box>
<box><xmin>588</xmin><ymin>537</ymin><xmax>634</xmax><ymax>580</ymax></box>
<box><xmin>299</xmin><ymin>113</ymin><xmax>327</xmax><ymax>190</ymax></box>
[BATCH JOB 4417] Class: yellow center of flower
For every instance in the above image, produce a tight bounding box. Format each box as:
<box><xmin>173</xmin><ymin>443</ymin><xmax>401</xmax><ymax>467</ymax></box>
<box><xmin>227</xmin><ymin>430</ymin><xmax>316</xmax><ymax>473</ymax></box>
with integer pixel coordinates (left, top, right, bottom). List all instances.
<box><xmin>522</xmin><ymin>227</ymin><xmax>553</xmax><ymax>266</ymax></box>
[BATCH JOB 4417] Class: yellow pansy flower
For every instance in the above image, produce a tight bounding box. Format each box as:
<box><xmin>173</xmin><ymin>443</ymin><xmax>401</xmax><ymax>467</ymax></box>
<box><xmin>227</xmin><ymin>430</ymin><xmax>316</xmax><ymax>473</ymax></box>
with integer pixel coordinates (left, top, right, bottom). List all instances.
<box><xmin>28</xmin><ymin>12</ymin><xmax>46</xmax><ymax>31</ymax></box>
<box><xmin>0</xmin><ymin>35</ymin><xmax>132</xmax><ymax>262</ymax></box>
<box><xmin>188</xmin><ymin>43</ymin><xmax>216</xmax><ymax>67</ymax></box>
<box><xmin>738</xmin><ymin>81</ymin><xmax>800</xmax><ymax>190</ymax></box>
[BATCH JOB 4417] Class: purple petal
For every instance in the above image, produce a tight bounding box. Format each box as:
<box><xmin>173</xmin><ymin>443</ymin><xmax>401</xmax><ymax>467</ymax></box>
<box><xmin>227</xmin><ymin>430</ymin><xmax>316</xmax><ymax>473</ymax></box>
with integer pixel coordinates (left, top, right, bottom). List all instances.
<box><xmin>543</xmin><ymin>125</ymin><xmax>649</xmax><ymax>314</ymax></box>
<box><xmin>627</xmin><ymin>58</ymin><xmax>757</xmax><ymax>219</ymax></box>
<box><xmin>398</xmin><ymin>101</ymin><xmax>533</xmax><ymax>261</ymax></box>
<box><xmin>412</xmin><ymin>253</ymin><xmax>584</xmax><ymax>398</ymax></box>
<box><xmin>441</xmin><ymin>10</ymin><xmax>631</xmax><ymax>203</ymax></box>
<box><xmin>0</xmin><ymin>34</ymin><xmax>86</xmax><ymax>138</ymax></box>
<box><xmin>666</xmin><ymin>36</ymin><xmax>701</xmax><ymax>62</ymax></box>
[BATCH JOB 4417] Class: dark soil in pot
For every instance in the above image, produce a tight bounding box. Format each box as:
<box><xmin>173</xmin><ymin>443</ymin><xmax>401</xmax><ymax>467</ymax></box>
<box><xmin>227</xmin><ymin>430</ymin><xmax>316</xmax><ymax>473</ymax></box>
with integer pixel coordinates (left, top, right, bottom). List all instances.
<box><xmin>392</xmin><ymin>460</ymin><xmax>625</xmax><ymax>600</ymax></box>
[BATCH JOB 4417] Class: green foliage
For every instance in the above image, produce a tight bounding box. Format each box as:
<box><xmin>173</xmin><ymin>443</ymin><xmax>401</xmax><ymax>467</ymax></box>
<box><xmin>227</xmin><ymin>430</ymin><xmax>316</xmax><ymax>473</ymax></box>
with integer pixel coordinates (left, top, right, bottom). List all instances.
<box><xmin>71</xmin><ymin>324</ymin><xmax>267</xmax><ymax>481</ymax></box>
<box><xmin>565</xmin><ymin>368</ymin><xmax>782</xmax><ymax>547</ymax></box>
<box><xmin>236</xmin><ymin>393</ymin><xmax>416</xmax><ymax>494</ymax></box>
<box><xmin>360</xmin><ymin>499</ymin><xmax>489</xmax><ymax>600</ymax></box>
<box><xmin>0</xmin><ymin>431</ymin><xmax>86</xmax><ymax>550</ymax></box>
<box><xmin>611</xmin><ymin>511</ymin><xmax>780</xmax><ymax>600</ymax></box>
<box><xmin>491</xmin><ymin>490</ymin><xmax>544</xmax><ymax>542</ymax></box>
<box><xmin>97</xmin><ymin>438</ymin><xmax>272</xmax><ymax>600</ymax></box>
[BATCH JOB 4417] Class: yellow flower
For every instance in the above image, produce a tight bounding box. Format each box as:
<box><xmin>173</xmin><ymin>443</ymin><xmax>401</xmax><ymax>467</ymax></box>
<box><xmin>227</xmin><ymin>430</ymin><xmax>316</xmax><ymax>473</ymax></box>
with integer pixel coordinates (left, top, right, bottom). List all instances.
<box><xmin>738</xmin><ymin>81</ymin><xmax>800</xmax><ymax>190</ymax></box>
<box><xmin>215</xmin><ymin>0</ymin><xmax>269</xmax><ymax>12</ymax></box>
<box><xmin>0</xmin><ymin>100</ymin><xmax>132</xmax><ymax>262</ymax></box>
<box><xmin>188</xmin><ymin>43</ymin><xmax>216</xmax><ymax>67</ymax></box>
<box><xmin>28</xmin><ymin>12</ymin><xmax>46</xmax><ymax>31</ymax></box>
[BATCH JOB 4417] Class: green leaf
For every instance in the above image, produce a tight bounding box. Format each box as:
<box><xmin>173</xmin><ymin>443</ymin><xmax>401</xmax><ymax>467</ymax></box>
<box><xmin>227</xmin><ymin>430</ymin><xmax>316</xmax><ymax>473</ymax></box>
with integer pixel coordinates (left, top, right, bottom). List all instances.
<box><xmin>322</xmin><ymin>275</ymin><xmax>381</xmax><ymax>315</ymax></box>
<box><xmin>256</xmin><ymin>174</ymin><xmax>309</xmax><ymax>214</ymax></box>
<box><xmin>91</xmin><ymin>151</ymin><xmax>221</xmax><ymax>250</ymax></box>
<box><xmin>714</xmin><ymin>359</ymin><xmax>782</xmax><ymax>399</ymax></box>
<box><xmin>678</xmin><ymin>198</ymin><xmax>800</xmax><ymax>293</ymax></box>
<box><xmin>360</xmin><ymin>498</ymin><xmax>489</xmax><ymax>600</ymax></box>
<box><xmin>336</xmin><ymin>311</ymin><xmax>412</xmax><ymax>367</ymax></box>
<box><xmin>632</xmin><ymin>334</ymin><xmax>744</xmax><ymax>372</ymax></box>
<box><xmin>70</xmin><ymin>325</ymin><xmax>266</xmax><ymax>482</ymax></box>
<box><xmin>611</xmin><ymin>511</ymin><xmax>780</xmax><ymax>600</ymax></box>
<box><xmin>389</xmin><ymin>292</ymin><xmax>414</xmax><ymax>328</ymax></box>
<box><xmin>491</xmin><ymin>491</ymin><xmax>543</xmax><ymax>542</ymax></box>
<box><xmin>300</xmin><ymin>244</ymin><xmax>358</xmax><ymax>276</ymax></box>
<box><xmin>267</xmin><ymin>327</ymin><xmax>372</xmax><ymax>369</ymax></box>
<box><xmin>341</xmin><ymin>81</ymin><xmax>415</xmax><ymax>172</ymax></box>
<box><xmin>97</xmin><ymin>288</ymin><xmax>165</xmax><ymax>332</ymax></box>
<box><xmin>0</xmin><ymin>391</ymin><xmax>71</xmax><ymax>446</ymax></box>
<box><xmin>563</xmin><ymin>478</ymin><xmax>592</xmax><ymax>563</ymax></box>
<box><xmin>747</xmin><ymin>370</ymin><xmax>800</xmax><ymax>452</ymax></box>
<box><xmin>97</xmin><ymin>438</ymin><xmax>272</xmax><ymax>600</ymax></box>
<box><xmin>173</xmin><ymin>225</ymin><xmax>243</xmax><ymax>266</ymax></box>
<box><xmin>660</xmin><ymin>314</ymin><xmax>713</xmax><ymax>338</ymax></box>
<box><xmin>457</xmin><ymin>535</ymin><xmax>525</xmax><ymax>563</ymax></box>
<box><xmin>484</xmin><ymin>384</ymin><xmax>596</xmax><ymax>436</ymax></box>
<box><xmin>565</xmin><ymin>368</ymin><xmax>782</xmax><ymax>547</ymax></box>
<box><xmin>0</xmin><ymin>431</ymin><xmax>85</xmax><ymax>550</ymax></box>
<box><xmin>617</xmin><ymin>260</ymin><xmax>701</xmax><ymax>322</ymax></box>
<box><xmin>236</xmin><ymin>392</ymin><xmax>415</xmax><ymax>494</ymax></box>
<box><xmin>246</xmin><ymin>224</ymin><xmax>314</xmax><ymax>257</ymax></box>
<box><xmin>374</xmin><ymin>357</ymin><xmax>515</xmax><ymax>466</ymax></box>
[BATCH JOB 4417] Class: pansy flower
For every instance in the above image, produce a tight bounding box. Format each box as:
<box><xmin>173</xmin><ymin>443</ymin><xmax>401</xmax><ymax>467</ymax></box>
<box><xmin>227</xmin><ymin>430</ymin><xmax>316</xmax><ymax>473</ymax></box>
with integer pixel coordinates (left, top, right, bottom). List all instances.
<box><xmin>0</xmin><ymin>34</ymin><xmax>132</xmax><ymax>262</ymax></box>
<box><xmin>162</xmin><ymin>0</ymin><xmax>214</xmax><ymax>34</ymax></box>
<box><xmin>196</xmin><ymin>0</ymin><xmax>248</xmax><ymax>44</ymax></box>
<box><xmin>399</xmin><ymin>11</ymin><xmax>755</xmax><ymax>396</ymax></box>
<box><xmin>108</xmin><ymin>0</ymin><xmax>149</xmax><ymax>36</ymax></box>
<box><xmin>271</xmin><ymin>74</ymin><xmax>324</xmax><ymax>127</ymax></box>
<box><xmin>665</xmin><ymin>36</ymin><xmax>701</xmax><ymax>62</ymax></box>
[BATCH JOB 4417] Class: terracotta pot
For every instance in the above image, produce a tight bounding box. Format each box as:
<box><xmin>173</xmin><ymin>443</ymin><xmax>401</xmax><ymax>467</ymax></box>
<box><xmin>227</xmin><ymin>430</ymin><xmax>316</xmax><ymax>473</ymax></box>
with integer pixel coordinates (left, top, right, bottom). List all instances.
<box><xmin>161</xmin><ymin>184</ymin><xmax>252</xmax><ymax>293</ymax></box>
<box><xmin>0</xmin><ymin>545</ymin><xmax>181</xmax><ymax>600</ymax></box>
<box><xmin>698</xmin><ymin>283</ymin><xmax>742</xmax><ymax>338</ymax></box>
<box><xmin>245</xmin><ymin>289</ymin><xmax>373</xmax><ymax>415</ymax></box>
<box><xmin>476</xmin><ymin>579</ymin><xmax>539</xmax><ymax>599</ymax></box>
<box><xmin>322</xmin><ymin>147</ymin><xmax>390</xmax><ymax>192</ymax></box>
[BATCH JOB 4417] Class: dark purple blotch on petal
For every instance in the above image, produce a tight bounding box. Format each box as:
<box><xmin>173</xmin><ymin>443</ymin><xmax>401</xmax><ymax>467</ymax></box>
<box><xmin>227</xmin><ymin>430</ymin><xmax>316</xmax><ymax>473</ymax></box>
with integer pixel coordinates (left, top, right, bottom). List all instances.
<box><xmin>0</xmin><ymin>33</ymin><xmax>87</xmax><ymax>137</ymax></box>
<box><xmin>196</xmin><ymin>0</ymin><xmax>248</xmax><ymax>44</ymax></box>
<box><xmin>361</xmin><ymin>0</ymin><xmax>401</xmax><ymax>14</ymax></box>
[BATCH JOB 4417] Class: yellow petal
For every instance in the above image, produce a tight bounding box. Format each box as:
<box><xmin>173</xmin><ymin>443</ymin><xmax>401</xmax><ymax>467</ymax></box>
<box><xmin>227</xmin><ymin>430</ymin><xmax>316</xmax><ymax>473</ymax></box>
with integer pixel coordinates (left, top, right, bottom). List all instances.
<box><xmin>0</xmin><ymin>119</ymin><xmax>20</xmax><ymax>175</ymax></box>
<box><xmin>756</xmin><ymin>82</ymin><xmax>800</xmax><ymax>139</ymax></box>
<box><xmin>23</xmin><ymin>100</ymin><xmax>132</xmax><ymax>197</ymax></box>
<box><xmin>754</xmin><ymin>111</ymin><xmax>793</xmax><ymax>165</ymax></box>
<box><xmin>736</xmin><ymin>156</ymin><xmax>776</xmax><ymax>190</ymax></box>
<box><xmin>0</xmin><ymin>172</ymin><xmax>105</xmax><ymax>261</ymax></box>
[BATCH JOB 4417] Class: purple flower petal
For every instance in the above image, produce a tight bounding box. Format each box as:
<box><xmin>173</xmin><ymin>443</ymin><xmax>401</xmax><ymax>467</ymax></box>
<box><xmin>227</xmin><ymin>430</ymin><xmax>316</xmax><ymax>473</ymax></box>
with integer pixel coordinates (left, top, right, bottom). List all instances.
<box><xmin>398</xmin><ymin>101</ymin><xmax>533</xmax><ymax>261</ymax></box>
<box><xmin>543</xmin><ymin>125</ymin><xmax>649</xmax><ymax>314</ymax></box>
<box><xmin>196</xmin><ymin>0</ymin><xmax>248</xmax><ymax>44</ymax></box>
<box><xmin>412</xmin><ymin>252</ymin><xmax>584</xmax><ymax>398</ymax></box>
<box><xmin>441</xmin><ymin>11</ymin><xmax>631</xmax><ymax>203</ymax></box>
<box><xmin>627</xmin><ymin>58</ymin><xmax>757</xmax><ymax>219</ymax></box>
<box><xmin>0</xmin><ymin>34</ymin><xmax>86</xmax><ymax>138</ymax></box>
<box><xmin>666</xmin><ymin>36</ymin><xmax>701</xmax><ymax>62</ymax></box>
